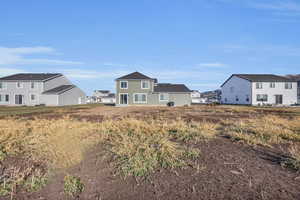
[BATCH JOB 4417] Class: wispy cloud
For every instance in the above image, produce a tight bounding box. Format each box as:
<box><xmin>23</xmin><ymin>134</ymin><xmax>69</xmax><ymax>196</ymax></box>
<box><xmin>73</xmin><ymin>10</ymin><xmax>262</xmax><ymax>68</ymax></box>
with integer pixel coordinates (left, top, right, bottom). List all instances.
<box><xmin>197</xmin><ymin>62</ymin><xmax>227</xmax><ymax>68</ymax></box>
<box><xmin>0</xmin><ymin>46</ymin><xmax>83</xmax><ymax>66</ymax></box>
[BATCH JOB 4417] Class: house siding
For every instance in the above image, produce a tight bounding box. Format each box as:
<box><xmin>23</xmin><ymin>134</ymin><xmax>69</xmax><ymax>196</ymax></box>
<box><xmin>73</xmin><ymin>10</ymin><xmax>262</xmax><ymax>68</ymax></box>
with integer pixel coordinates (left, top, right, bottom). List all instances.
<box><xmin>58</xmin><ymin>87</ymin><xmax>86</xmax><ymax>106</ymax></box>
<box><xmin>251</xmin><ymin>82</ymin><xmax>297</xmax><ymax>105</ymax></box>
<box><xmin>43</xmin><ymin>76</ymin><xmax>71</xmax><ymax>91</ymax></box>
<box><xmin>116</xmin><ymin>79</ymin><xmax>154</xmax><ymax>105</ymax></box>
<box><xmin>116</xmin><ymin>79</ymin><xmax>191</xmax><ymax>106</ymax></box>
<box><xmin>0</xmin><ymin>81</ymin><xmax>44</xmax><ymax>106</ymax></box>
<box><xmin>221</xmin><ymin>76</ymin><xmax>252</xmax><ymax>105</ymax></box>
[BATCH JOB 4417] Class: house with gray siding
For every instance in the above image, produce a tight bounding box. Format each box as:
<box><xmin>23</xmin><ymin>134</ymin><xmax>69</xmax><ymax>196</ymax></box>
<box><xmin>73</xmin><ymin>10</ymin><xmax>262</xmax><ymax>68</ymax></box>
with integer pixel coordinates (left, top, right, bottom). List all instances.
<box><xmin>116</xmin><ymin>72</ymin><xmax>191</xmax><ymax>106</ymax></box>
<box><xmin>0</xmin><ymin>73</ymin><xmax>86</xmax><ymax>106</ymax></box>
<box><xmin>221</xmin><ymin>74</ymin><xmax>297</xmax><ymax>106</ymax></box>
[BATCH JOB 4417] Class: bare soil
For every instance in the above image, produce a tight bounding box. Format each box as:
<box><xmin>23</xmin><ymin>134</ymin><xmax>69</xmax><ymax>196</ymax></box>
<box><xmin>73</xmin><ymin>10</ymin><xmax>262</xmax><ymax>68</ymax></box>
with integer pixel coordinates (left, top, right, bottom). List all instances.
<box><xmin>2</xmin><ymin>105</ymin><xmax>300</xmax><ymax>200</ymax></box>
<box><xmin>16</xmin><ymin>138</ymin><xmax>300</xmax><ymax>200</ymax></box>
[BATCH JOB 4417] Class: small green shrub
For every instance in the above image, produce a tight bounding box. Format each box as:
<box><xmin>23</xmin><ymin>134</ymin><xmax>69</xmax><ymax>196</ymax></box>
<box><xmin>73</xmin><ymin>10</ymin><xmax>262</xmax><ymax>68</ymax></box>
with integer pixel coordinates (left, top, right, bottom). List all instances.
<box><xmin>64</xmin><ymin>175</ymin><xmax>84</xmax><ymax>197</ymax></box>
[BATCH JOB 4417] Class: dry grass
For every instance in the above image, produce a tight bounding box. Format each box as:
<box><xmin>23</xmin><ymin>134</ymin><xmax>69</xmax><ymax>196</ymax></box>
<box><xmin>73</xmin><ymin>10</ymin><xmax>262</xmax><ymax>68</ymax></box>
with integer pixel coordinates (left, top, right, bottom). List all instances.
<box><xmin>225</xmin><ymin>115</ymin><xmax>300</xmax><ymax>147</ymax></box>
<box><xmin>0</xmin><ymin>117</ymin><xmax>217</xmax><ymax>180</ymax></box>
<box><xmin>283</xmin><ymin>145</ymin><xmax>300</xmax><ymax>171</ymax></box>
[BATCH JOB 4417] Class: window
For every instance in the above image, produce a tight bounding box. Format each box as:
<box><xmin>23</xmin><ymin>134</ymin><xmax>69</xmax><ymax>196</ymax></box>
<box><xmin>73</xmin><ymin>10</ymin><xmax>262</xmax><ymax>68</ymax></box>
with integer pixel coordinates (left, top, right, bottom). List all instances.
<box><xmin>270</xmin><ymin>82</ymin><xmax>275</xmax><ymax>88</ymax></box>
<box><xmin>5</xmin><ymin>95</ymin><xmax>9</xmax><ymax>102</ymax></box>
<box><xmin>16</xmin><ymin>82</ymin><xmax>23</xmax><ymax>88</ymax></box>
<box><xmin>256</xmin><ymin>82</ymin><xmax>263</xmax><ymax>89</ymax></box>
<box><xmin>120</xmin><ymin>81</ymin><xmax>128</xmax><ymax>89</ymax></box>
<box><xmin>246</xmin><ymin>95</ymin><xmax>249</xmax><ymax>102</ymax></box>
<box><xmin>159</xmin><ymin>93</ymin><xmax>169</xmax><ymax>101</ymax></box>
<box><xmin>0</xmin><ymin>95</ymin><xmax>2</xmax><ymax>102</ymax></box>
<box><xmin>0</xmin><ymin>82</ymin><xmax>3</xmax><ymax>89</ymax></box>
<box><xmin>285</xmin><ymin>82</ymin><xmax>293</xmax><ymax>89</ymax></box>
<box><xmin>30</xmin><ymin>94</ymin><xmax>36</xmax><ymax>101</ymax></box>
<box><xmin>236</xmin><ymin>95</ymin><xmax>239</xmax><ymax>102</ymax></box>
<box><xmin>141</xmin><ymin>80</ymin><xmax>150</xmax><ymax>89</ymax></box>
<box><xmin>257</xmin><ymin>94</ymin><xmax>268</xmax><ymax>102</ymax></box>
<box><xmin>230</xmin><ymin>87</ymin><xmax>234</xmax><ymax>93</ymax></box>
<box><xmin>31</xmin><ymin>82</ymin><xmax>35</xmax><ymax>89</ymax></box>
<box><xmin>133</xmin><ymin>94</ymin><xmax>147</xmax><ymax>103</ymax></box>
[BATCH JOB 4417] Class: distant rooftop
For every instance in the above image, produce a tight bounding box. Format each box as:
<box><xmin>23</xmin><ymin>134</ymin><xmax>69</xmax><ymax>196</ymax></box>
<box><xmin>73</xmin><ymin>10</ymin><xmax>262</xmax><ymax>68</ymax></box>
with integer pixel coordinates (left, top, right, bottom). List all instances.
<box><xmin>0</xmin><ymin>73</ymin><xmax>62</xmax><ymax>81</ymax></box>
<box><xmin>221</xmin><ymin>74</ymin><xmax>294</xmax><ymax>87</ymax></box>
<box><xmin>116</xmin><ymin>72</ymin><xmax>154</xmax><ymax>80</ymax></box>
<box><xmin>43</xmin><ymin>85</ymin><xmax>75</xmax><ymax>95</ymax></box>
<box><xmin>154</xmin><ymin>83</ymin><xmax>191</xmax><ymax>93</ymax></box>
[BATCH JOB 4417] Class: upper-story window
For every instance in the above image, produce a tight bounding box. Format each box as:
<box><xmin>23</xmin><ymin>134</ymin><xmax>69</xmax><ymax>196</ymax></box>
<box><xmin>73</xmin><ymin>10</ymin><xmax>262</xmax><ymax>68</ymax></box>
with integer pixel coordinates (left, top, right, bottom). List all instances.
<box><xmin>31</xmin><ymin>82</ymin><xmax>35</xmax><ymax>89</ymax></box>
<box><xmin>141</xmin><ymin>80</ymin><xmax>150</xmax><ymax>89</ymax></box>
<box><xmin>120</xmin><ymin>81</ymin><xmax>128</xmax><ymax>89</ymax></box>
<box><xmin>0</xmin><ymin>82</ymin><xmax>5</xmax><ymax>90</ymax></box>
<box><xmin>16</xmin><ymin>82</ymin><xmax>23</xmax><ymax>88</ymax></box>
<box><xmin>256</xmin><ymin>82</ymin><xmax>263</xmax><ymax>89</ymax></box>
<box><xmin>285</xmin><ymin>82</ymin><xmax>293</xmax><ymax>89</ymax></box>
<box><xmin>270</xmin><ymin>82</ymin><xmax>275</xmax><ymax>88</ymax></box>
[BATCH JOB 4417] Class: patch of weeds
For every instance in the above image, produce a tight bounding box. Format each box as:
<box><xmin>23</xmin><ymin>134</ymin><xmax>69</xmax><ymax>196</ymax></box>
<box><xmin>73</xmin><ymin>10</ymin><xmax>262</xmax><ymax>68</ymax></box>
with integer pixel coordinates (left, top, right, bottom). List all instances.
<box><xmin>24</xmin><ymin>172</ymin><xmax>48</xmax><ymax>192</ymax></box>
<box><xmin>64</xmin><ymin>175</ymin><xmax>84</xmax><ymax>197</ymax></box>
<box><xmin>183</xmin><ymin>148</ymin><xmax>201</xmax><ymax>160</ymax></box>
<box><xmin>283</xmin><ymin>145</ymin><xmax>300</xmax><ymax>171</ymax></box>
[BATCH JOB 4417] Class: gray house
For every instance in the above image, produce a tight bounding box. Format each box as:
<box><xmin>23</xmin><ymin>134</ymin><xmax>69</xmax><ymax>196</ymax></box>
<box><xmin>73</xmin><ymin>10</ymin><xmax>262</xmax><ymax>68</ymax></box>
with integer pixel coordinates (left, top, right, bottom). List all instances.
<box><xmin>0</xmin><ymin>73</ymin><xmax>86</xmax><ymax>106</ymax></box>
<box><xmin>115</xmin><ymin>72</ymin><xmax>191</xmax><ymax>106</ymax></box>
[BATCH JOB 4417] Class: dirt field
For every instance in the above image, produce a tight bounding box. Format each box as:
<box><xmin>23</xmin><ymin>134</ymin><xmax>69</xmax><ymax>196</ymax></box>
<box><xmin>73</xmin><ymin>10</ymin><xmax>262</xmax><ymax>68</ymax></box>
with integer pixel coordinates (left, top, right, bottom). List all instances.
<box><xmin>1</xmin><ymin>104</ymin><xmax>300</xmax><ymax>200</ymax></box>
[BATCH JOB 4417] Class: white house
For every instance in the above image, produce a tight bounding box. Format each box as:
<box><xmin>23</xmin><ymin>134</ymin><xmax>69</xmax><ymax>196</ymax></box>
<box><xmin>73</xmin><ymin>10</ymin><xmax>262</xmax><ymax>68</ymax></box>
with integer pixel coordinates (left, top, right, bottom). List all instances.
<box><xmin>221</xmin><ymin>74</ymin><xmax>297</xmax><ymax>106</ymax></box>
<box><xmin>191</xmin><ymin>90</ymin><xmax>202</xmax><ymax>103</ymax></box>
<box><xmin>0</xmin><ymin>73</ymin><xmax>86</xmax><ymax>106</ymax></box>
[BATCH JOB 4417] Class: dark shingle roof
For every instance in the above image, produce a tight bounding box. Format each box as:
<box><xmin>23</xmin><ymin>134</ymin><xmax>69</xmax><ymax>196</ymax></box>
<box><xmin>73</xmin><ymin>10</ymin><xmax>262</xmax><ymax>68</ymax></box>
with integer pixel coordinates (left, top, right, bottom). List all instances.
<box><xmin>116</xmin><ymin>72</ymin><xmax>153</xmax><ymax>80</ymax></box>
<box><xmin>0</xmin><ymin>73</ymin><xmax>62</xmax><ymax>81</ymax></box>
<box><xmin>154</xmin><ymin>83</ymin><xmax>191</xmax><ymax>93</ymax></box>
<box><xmin>43</xmin><ymin>85</ymin><xmax>75</xmax><ymax>95</ymax></box>
<box><xmin>286</xmin><ymin>74</ymin><xmax>300</xmax><ymax>81</ymax></box>
<box><xmin>221</xmin><ymin>74</ymin><xmax>295</xmax><ymax>87</ymax></box>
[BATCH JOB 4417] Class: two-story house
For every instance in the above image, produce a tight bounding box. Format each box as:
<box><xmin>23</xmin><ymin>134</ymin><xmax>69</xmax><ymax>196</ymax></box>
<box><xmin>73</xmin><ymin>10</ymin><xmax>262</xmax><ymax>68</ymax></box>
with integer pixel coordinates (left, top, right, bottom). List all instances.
<box><xmin>221</xmin><ymin>74</ymin><xmax>297</xmax><ymax>105</ymax></box>
<box><xmin>286</xmin><ymin>74</ymin><xmax>300</xmax><ymax>104</ymax></box>
<box><xmin>0</xmin><ymin>73</ymin><xmax>86</xmax><ymax>106</ymax></box>
<box><xmin>115</xmin><ymin>72</ymin><xmax>192</xmax><ymax>106</ymax></box>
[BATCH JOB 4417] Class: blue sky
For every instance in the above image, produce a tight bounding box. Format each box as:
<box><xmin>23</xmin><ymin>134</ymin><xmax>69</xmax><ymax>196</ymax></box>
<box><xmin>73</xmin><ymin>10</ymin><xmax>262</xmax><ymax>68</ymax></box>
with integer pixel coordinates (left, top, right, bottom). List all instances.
<box><xmin>0</xmin><ymin>0</ymin><xmax>299</xmax><ymax>95</ymax></box>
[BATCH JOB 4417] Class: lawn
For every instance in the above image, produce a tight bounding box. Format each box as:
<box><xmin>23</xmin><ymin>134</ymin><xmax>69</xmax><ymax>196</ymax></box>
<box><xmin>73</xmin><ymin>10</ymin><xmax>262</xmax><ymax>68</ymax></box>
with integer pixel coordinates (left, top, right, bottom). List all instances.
<box><xmin>0</xmin><ymin>104</ymin><xmax>299</xmax><ymax>199</ymax></box>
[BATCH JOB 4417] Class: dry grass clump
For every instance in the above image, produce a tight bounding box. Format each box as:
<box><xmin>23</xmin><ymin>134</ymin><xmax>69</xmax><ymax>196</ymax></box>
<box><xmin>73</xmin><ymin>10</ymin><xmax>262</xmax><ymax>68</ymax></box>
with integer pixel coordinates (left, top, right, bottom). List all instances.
<box><xmin>94</xmin><ymin>119</ymin><xmax>214</xmax><ymax>176</ymax></box>
<box><xmin>226</xmin><ymin>115</ymin><xmax>300</xmax><ymax>147</ymax></box>
<box><xmin>283</xmin><ymin>145</ymin><xmax>300</xmax><ymax>171</ymax></box>
<box><xmin>0</xmin><ymin>117</ymin><xmax>216</xmax><ymax>179</ymax></box>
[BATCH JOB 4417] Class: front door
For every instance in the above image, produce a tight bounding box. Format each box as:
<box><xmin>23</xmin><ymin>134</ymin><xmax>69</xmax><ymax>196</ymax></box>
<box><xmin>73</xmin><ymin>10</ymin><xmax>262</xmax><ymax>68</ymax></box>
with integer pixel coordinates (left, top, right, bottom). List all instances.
<box><xmin>275</xmin><ymin>95</ymin><xmax>283</xmax><ymax>104</ymax></box>
<box><xmin>15</xmin><ymin>95</ymin><xmax>23</xmax><ymax>105</ymax></box>
<box><xmin>119</xmin><ymin>94</ymin><xmax>128</xmax><ymax>105</ymax></box>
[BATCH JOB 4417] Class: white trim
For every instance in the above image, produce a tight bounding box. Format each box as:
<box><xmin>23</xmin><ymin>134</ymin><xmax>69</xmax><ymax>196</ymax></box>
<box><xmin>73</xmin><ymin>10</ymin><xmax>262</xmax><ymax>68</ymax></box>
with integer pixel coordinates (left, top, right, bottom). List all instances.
<box><xmin>141</xmin><ymin>80</ymin><xmax>150</xmax><ymax>89</ymax></box>
<box><xmin>16</xmin><ymin>82</ymin><xmax>23</xmax><ymax>89</ymax></box>
<box><xmin>119</xmin><ymin>93</ymin><xmax>128</xmax><ymax>105</ymax></box>
<box><xmin>159</xmin><ymin>93</ymin><xmax>169</xmax><ymax>102</ymax></box>
<box><xmin>120</xmin><ymin>81</ymin><xmax>128</xmax><ymax>89</ymax></box>
<box><xmin>133</xmin><ymin>93</ymin><xmax>147</xmax><ymax>104</ymax></box>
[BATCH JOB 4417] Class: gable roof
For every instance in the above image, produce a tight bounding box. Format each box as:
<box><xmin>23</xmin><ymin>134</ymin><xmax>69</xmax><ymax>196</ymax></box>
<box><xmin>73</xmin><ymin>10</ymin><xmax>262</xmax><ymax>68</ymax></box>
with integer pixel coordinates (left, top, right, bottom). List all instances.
<box><xmin>42</xmin><ymin>85</ymin><xmax>75</xmax><ymax>95</ymax></box>
<box><xmin>116</xmin><ymin>72</ymin><xmax>153</xmax><ymax>80</ymax></box>
<box><xmin>0</xmin><ymin>73</ymin><xmax>62</xmax><ymax>81</ymax></box>
<box><xmin>286</xmin><ymin>74</ymin><xmax>300</xmax><ymax>81</ymax></box>
<box><xmin>154</xmin><ymin>83</ymin><xmax>191</xmax><ymax>93</ymax></box>
<box><xmin>221</xmin><ymin>74</ymin><xmax>294</xmax><ymax>87</ymax></box>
